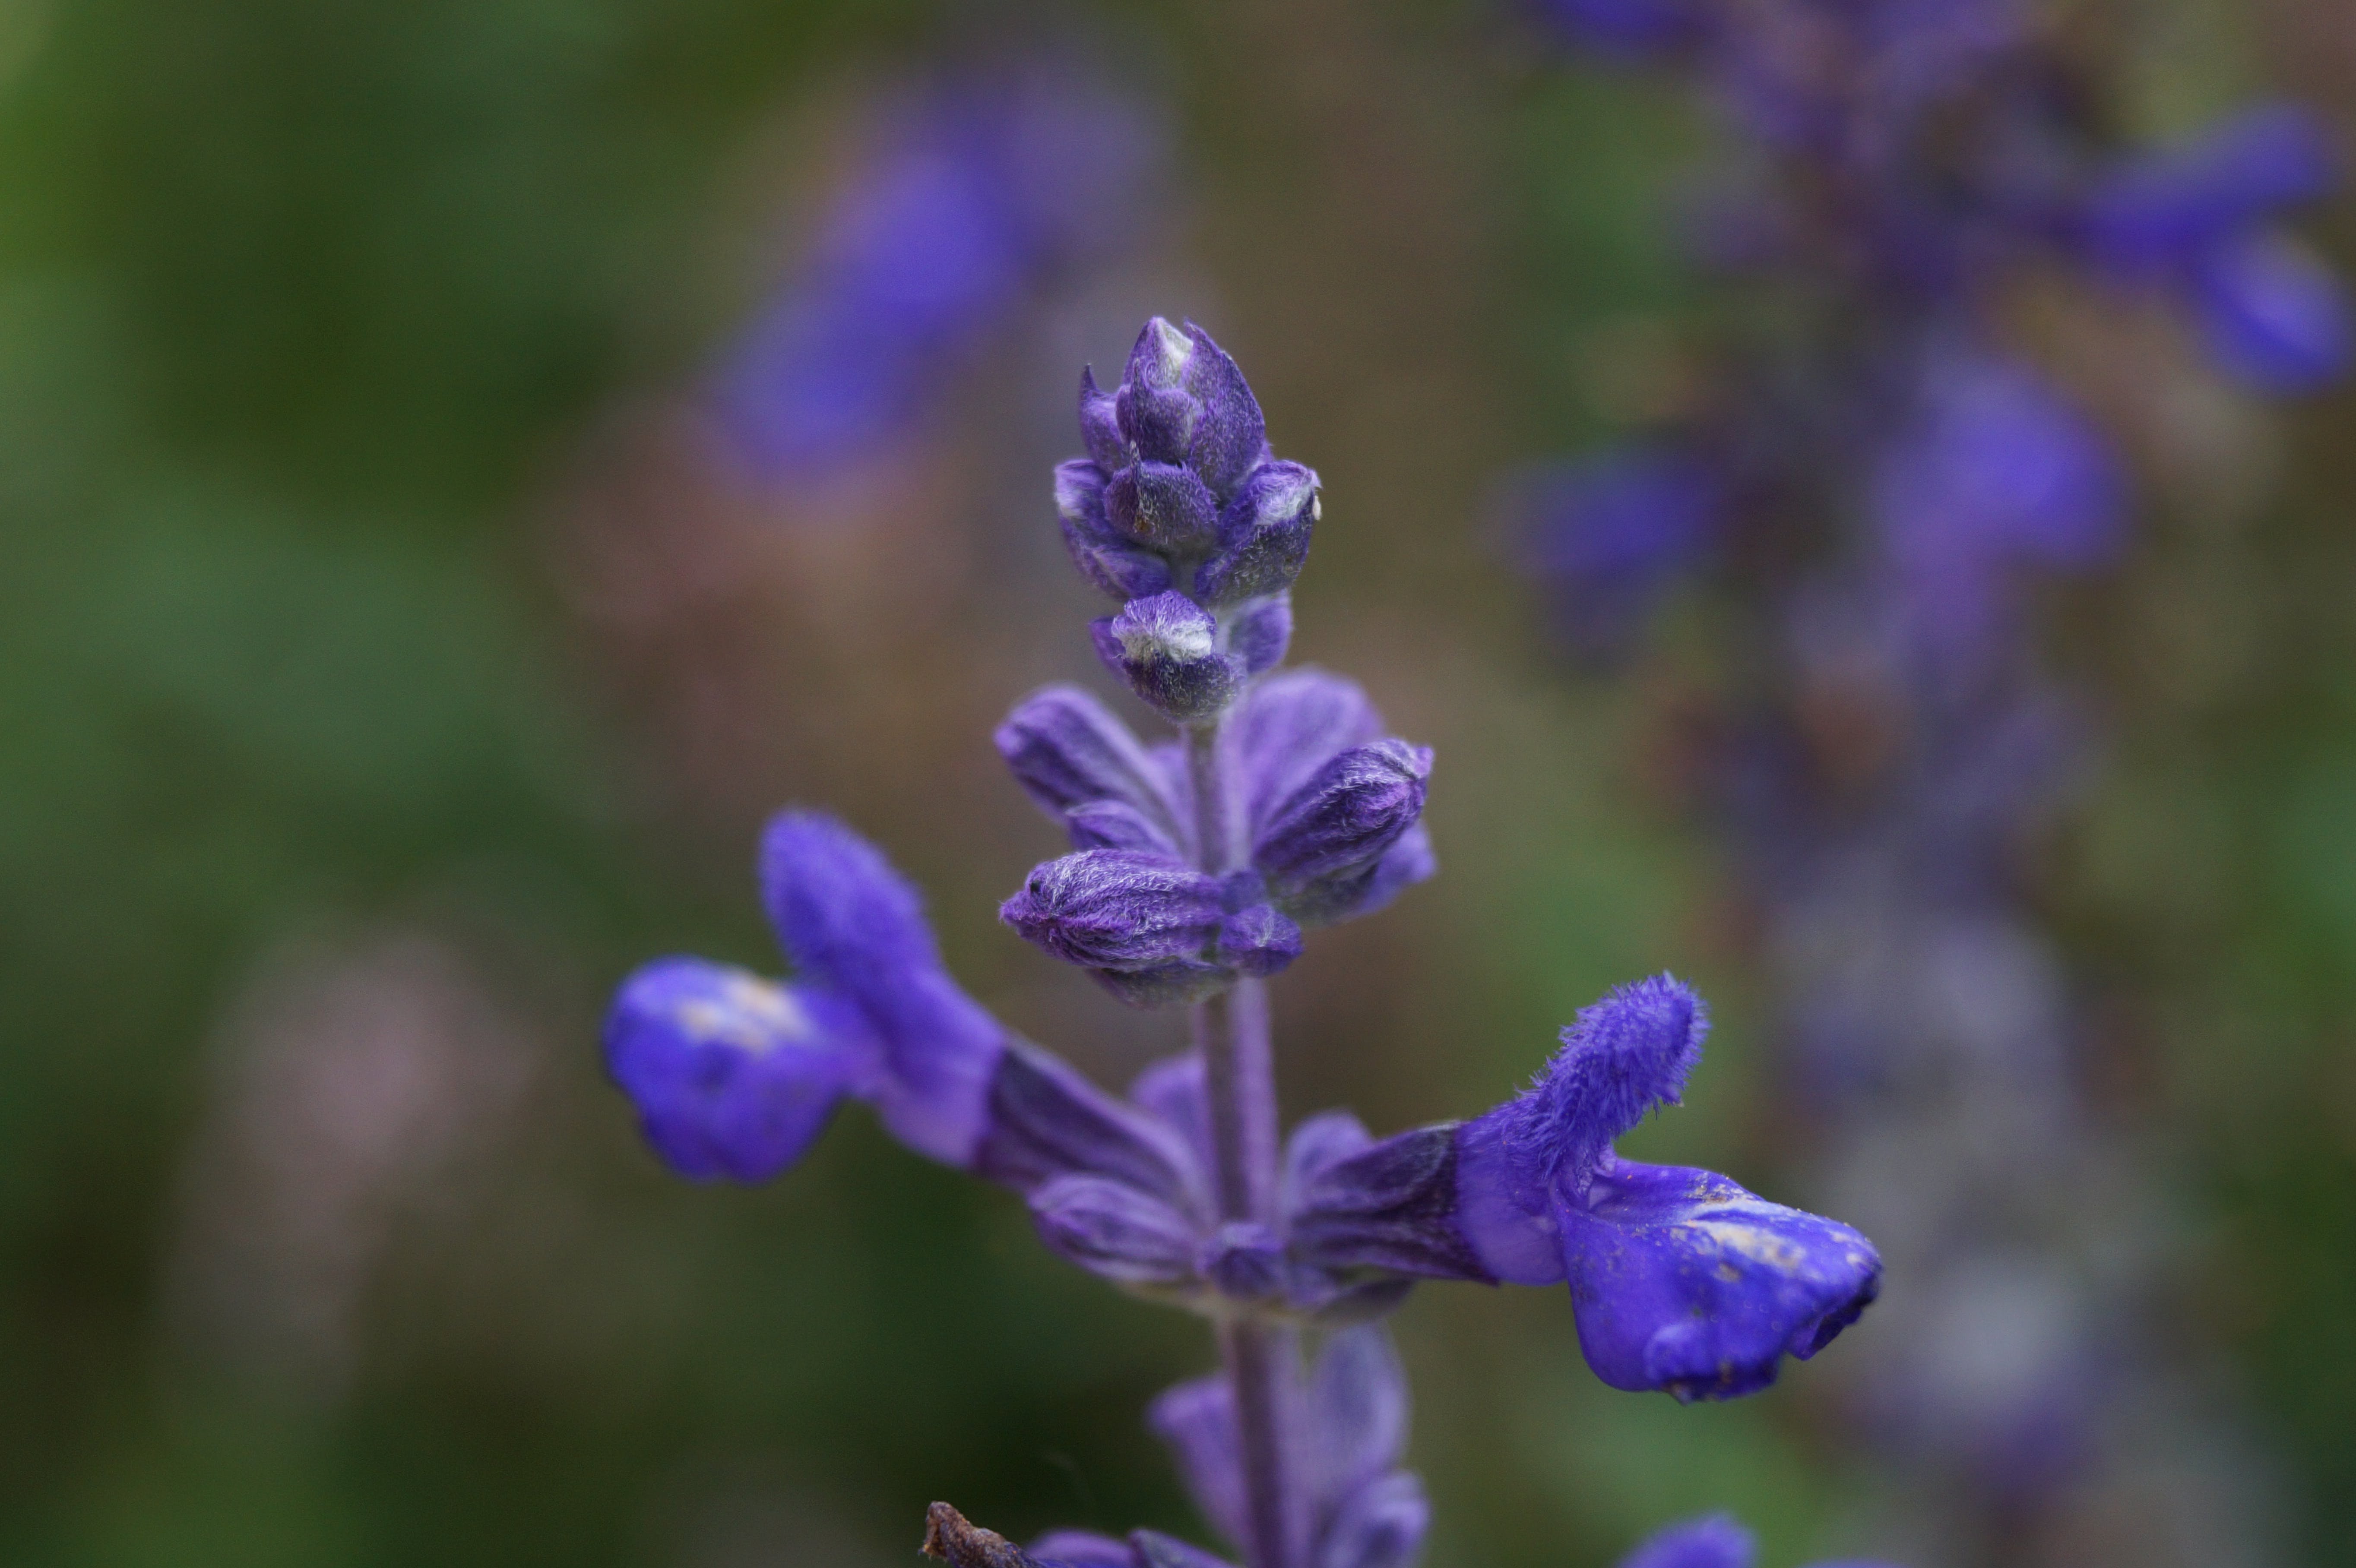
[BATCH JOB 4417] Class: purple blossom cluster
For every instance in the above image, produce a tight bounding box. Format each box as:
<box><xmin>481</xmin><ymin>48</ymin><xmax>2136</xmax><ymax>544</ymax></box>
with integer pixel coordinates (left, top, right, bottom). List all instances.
<box><xmin>606</xmin><ymin>319</ymin><xmax>1886</xmax><ymax>1567</ymax></box>
<box><xmin>1517</xmin><ymin>2</ymin><xmax>2342</xmax><ymax>1559</ymax></box>
<box><xmin>711</xmin><ymin>55</ymin><xmax>1165</xmax><ymax>484</ymax></box>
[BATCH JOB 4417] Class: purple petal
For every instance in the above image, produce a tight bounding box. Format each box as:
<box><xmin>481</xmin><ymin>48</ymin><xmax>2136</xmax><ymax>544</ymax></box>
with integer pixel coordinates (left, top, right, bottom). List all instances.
<box><xmin>1177</xmin><ymin>322</ymin><xmax>1270</xmax><ymax>499</ymax></box>
<box><xmin>2079</xmin><ymin>101</ymin><xmax>2336</xmax><ymax>270</ymax></box>
<box><xmin>603</xmin><ymin>958</ymin><xmax>862</xmax><ymax>1183</ymax></box>
<box><xmin>1216</xmin><ymin>904</ymin><xmax>1304</xmax><ymax>977</ymax></box>
<box><xmin>974</xmin><ymin>1041</ymin><xmax>1204</xmax><ymax>1206</ymax></box>
<box><xmin>1129</xmin><ymin>1532</ymin><xmax>1239</xmax><ymax>1568</ymax></box>
<box><xmin>1615</xmin><ymin>1514</ymin><xmax>1755</xmax><ymax>1568</ymax></box>
<box><xmin>996</xmin><ymin>684</ymin><xmax>1186</xmax><ymax>854</ymax></box>
<box><xmin>1148</xmin><ymin>1374</ymin><xmax>1249</xmax><ymax>1551</ymax></box>
<box><xmin>1032</xmin><ymin>1531</ymin><xmax>1135</xmax><ymax>1568</ymax></box>
<box><xmin>1560</xmin><ymin>1159</ymin><xmax>1882</xmax><ymax>1401</ymax></box>
<box><xmin>1131</xmin><ymin>1051</ymin><xmax>1212</xmax><ymax>1175</ymax></box>
<box><xmin>1315</xmin><ymin>1472</ymin><xmax>1427</xmax><ymax>1568</ymax></box>
<box><xmin>1078</xmin><ymin>367</ymin><xmax>1128</xmax><ymax>472</ymax></box>
<box><xmin>1199</xmin><ymin>1220</ymin><xmax>1287</xmax><ymax>1302</ymax></box>
<box><xmin>1306</xmin><ymin>1327</ymin><xmax>1409</xmax><ymax>1510</ymax></box>
<box><xmin>2188</xmin><ymin>228</ymin><xmax>2351</xmax><ymax>393</ymax></box>
<box><xmin>1497</xmin><ymin>974</ymin><xmax>1709</xmax><ymax>1203</ymax></box>
<box><xmin>1449</xmin><ymin>1108</ymin><xmax>1567</xmax><ymax>1286</ymax></box>
<box><xmin>1282</xmin><ymin>1109</ymin><xmax>1374</xmax><ymax>1208</ymax></box>
<box><xmin>759</xmin><ymin>812</ymin><xmax>1005</xmax><ymax>1165</ymax></box>
<box><xmin>1228</xmin><ymin>670</ymin><xmax>1384</xmax><ymax>835</ymax></box>
<box><xmin>1029</xmin><ymin>1173</ymin><xmax>1202</xmax><ymax>1286</ymax></box>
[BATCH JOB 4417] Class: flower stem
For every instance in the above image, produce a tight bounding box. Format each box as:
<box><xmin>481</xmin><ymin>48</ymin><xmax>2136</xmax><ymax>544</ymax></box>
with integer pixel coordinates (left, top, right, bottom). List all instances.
<box><xmin>1186</xmin><ymin>718</ymin><xmax>1298</xmax><ymax>1568</ymax></box>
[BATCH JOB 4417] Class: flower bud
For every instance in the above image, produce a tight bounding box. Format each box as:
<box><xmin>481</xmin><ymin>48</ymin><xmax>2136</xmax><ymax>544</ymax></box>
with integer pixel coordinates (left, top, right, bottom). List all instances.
<box><xmin>1058</xmin><ymin>458</ymin><xmax>1175</xmax><ymax>600</ymax></box>
<box><xmin>1224</xmin><ymin>593</ymin><xmax>1293</xmax><ymax>680</ymax></box>
<box><xmin>1195</xmin><ymin>462</ymin><xmax>1319</xmax><ymax>607</ymax></box>
<box><xmin>1253</xmin><ymin>740</ymin><xmax>1432</xmax><ymax>895</ymax></box>
<box><xmin>996</xmin><ymin>683</ymin><xmax>1184</xmax><ymax>854</ymax></box>
<box><xmin>1092</xmin><ymin>592</ymin><xmax>1242</xmax><ymax>724</ymax></box>
<box><xmin>1216</xmin><ymin>903</ymin><xmax>1303</xmax><ymax>978</ymax></box>
<box><xmin>1105</xmin><ymin>461</ymin><xmax>1222</xmax><ymax>556</ymax></box>
<box><xmin>1029</xmin><ymin>1173</ymin><xmax>1201</xmax><ymax>1286</ymax></box>
<box><xmin>999</xmin><ymin>849</ymin><xmax>1224</xmax><ymax>970</ymax></box>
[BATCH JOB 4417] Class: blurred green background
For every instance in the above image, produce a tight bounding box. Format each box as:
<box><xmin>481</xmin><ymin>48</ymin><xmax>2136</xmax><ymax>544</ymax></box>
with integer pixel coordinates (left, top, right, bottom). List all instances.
<box><xmin>3</xmin><ymin>0</ymin><xmax>2352</xmax><ymax>1565</ymax></box>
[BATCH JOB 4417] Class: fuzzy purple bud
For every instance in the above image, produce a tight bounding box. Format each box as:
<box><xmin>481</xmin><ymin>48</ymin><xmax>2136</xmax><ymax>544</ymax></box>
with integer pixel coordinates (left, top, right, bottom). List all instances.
<box><xmin>1001</xmin><ymin>848</ymin><xmax>1224</xmax><ymax>971</ymax></box>
<box><xmin>1106</xmin><ymin>461</ymin><xmax>1223</xmax><ymax>556</ymax></box>
<box><xmin>1092</xmin><ymin>593</ymin><xmax>1242</xmax><ymax>724</ymax></box>
<box><xmin>1058</xmin><ymin>459</ymin><xmax>1177</xmax><ymax>600</ymax></box>
<box><xmin>1196</xmin><ymin>462</ymin><xmax>1320</xmax><ymax>607</ymax></box>
<box><xmin>996</xmin><ymin>684</ymin><xmax>1186</xmax><ymax>856</ymax></box>
<box><xmin>1254</xmin><ymin>740</ymin><xmax>1433</xmax><ymax>896</ymax></box>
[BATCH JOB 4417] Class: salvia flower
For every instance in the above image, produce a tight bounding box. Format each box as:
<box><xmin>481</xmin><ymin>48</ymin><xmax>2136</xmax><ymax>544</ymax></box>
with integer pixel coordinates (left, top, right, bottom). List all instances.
<box><xmin>612</xmin><ymin>317</ymin><xmax>1888</xmax><ymax>1568</ymax></box>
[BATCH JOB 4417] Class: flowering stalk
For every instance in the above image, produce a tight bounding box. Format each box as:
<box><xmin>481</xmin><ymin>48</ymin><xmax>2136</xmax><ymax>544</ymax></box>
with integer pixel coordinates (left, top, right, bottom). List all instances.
<box><xmin>1519</xmin><ymin>3</ymin><xmax>2346</xmax><ymax>1560</ymax></box>
<box><xmin>604</xmin><ymin>317</ymin><xmax>1886</xmax><ymax>1568</ymax></box>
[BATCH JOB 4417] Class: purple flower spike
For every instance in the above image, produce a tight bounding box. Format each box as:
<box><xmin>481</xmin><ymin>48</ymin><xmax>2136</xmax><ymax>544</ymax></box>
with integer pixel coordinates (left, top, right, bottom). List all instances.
<box><xmin>760</xmin><ymin>811</ymin><xmax>1006</xmax><ymax>1165</ymax></box>
<box><xmin>1499</xmin><ymin>974</ymin><xmax>1708</xmax><ymax>1203</ymax></box>
<box><xmin>2188</xmin><ymin>230</ymin><xmax>2352</xmax><ymax>393</ymax></box>
<box><xmin>602</xmin><ymin>958</ymin><xmax>864</xmax><ymax>1183</ymax></box>
<box><xmin>1617</xmin><ymin>1515</ymin><xmax>1756</xmax><ymax>1568</ymax></box>
<box><xmin>1001</xmin><ymin>849</ymin><xmax>1225</xmax><ymax>969</ymax></box>
<box><xmin>1561</xmin><ymin>1160</ymin><xmax>1882</xmax><ymax>1401</ymax></box>
<box><xmin>1092</xmin><ymin>593</ymin><xmax>1243</xmax><ymax>724</ymax></box>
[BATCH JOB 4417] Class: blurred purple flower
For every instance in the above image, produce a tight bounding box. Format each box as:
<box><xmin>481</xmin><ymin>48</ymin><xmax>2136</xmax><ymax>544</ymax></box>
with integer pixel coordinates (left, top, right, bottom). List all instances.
<box><xmin>712</xmin><ymin>56</ymin><xmax>1167</xmax><ymax>481</ymax></box>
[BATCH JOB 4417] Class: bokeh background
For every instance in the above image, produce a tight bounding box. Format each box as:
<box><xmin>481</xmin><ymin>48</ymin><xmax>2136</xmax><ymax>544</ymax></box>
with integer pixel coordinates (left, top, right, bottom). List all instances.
<box><xmin>4</xmin><ymin>0</ymin><xmax>2353</xmax><ymax>1565</ymax></box>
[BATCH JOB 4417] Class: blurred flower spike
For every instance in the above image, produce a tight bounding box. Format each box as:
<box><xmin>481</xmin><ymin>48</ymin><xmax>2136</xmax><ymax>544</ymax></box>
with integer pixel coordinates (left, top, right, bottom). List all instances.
<box><xmin>710</xmin><ymin>53</ymin><xmax>1167</xmax><ymax>484</ymax></box>
<box><xmin>608</xmin><ymin>319</ymin><xmax>1884</xmax><ymax>1568</ymax></box>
